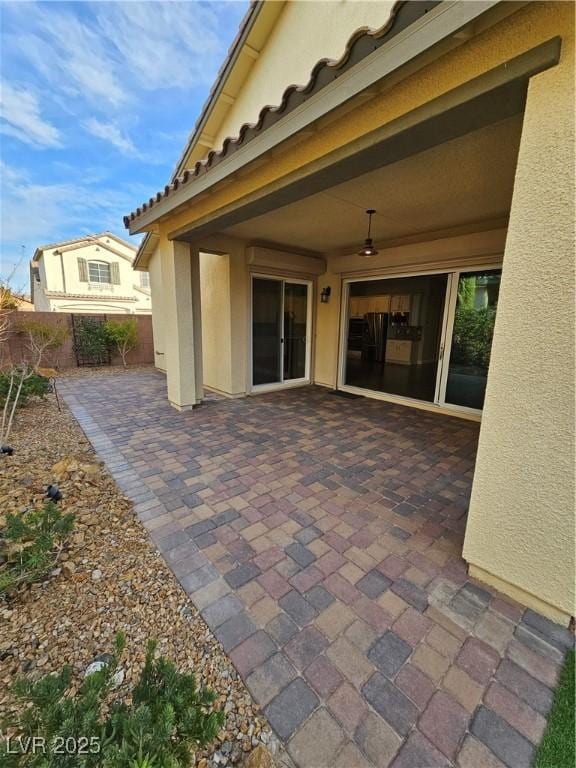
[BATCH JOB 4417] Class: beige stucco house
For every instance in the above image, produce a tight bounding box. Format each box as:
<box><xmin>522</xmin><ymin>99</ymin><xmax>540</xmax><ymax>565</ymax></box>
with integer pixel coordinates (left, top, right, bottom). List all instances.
<box><xmin>124</xmin><ymin>1</ymin><xmax>575</xmax><ymax>626</ymax></box>
<box><xmin>30</xmin><ymin>232</ymin><xmax>151</xmax><ymax>314</ymax></box>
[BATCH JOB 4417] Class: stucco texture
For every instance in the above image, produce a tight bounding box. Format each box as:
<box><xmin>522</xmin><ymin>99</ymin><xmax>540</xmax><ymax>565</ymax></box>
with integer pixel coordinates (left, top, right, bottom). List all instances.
<box><xmin>214</xmin><ymin>0</ymin><xmax>395</xmax><ymax>146</ymax></box>
<box><xmin>463</xmin><ymin>11</ymin><xmax>575</xmax><ymax>623</ymax></box>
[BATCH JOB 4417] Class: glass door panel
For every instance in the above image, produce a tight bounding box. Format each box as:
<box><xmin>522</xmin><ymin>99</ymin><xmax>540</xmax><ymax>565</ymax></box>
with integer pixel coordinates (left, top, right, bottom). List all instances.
<box><xmin>283</xmin><ymin>282</ymin><xmax>308</xmax><ymax>380</ymax></box>
<box><xmin>444</xmin><ymin>269</ymin><xmax>502</xmax><ymax>410</ymax></box>
<box><xmin>252</xmin><ymin>278</ymin><xmax>282</xmax><ymax>385</ymax></box>
<box><xmin>344</xmin><ymin>274</ymin><xmax>447</xmax><ymax>402</ymax></box>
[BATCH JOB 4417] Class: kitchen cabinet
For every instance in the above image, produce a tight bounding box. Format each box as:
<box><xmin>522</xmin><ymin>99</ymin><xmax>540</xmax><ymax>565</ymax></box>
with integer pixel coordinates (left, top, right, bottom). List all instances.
<box><xmin>386</xmin><ymin>339</ymin><xmax>413</xmax><ymax>364</ymax></box>
<box><xmin>349</xmin><ymin>295</ymin><xmax>390</xmax><ymax>317</ymax></box>
<box><xmin>390</xmin><ymin>295</ymin><xmax>411</xmax><ymax>313</ymax></box>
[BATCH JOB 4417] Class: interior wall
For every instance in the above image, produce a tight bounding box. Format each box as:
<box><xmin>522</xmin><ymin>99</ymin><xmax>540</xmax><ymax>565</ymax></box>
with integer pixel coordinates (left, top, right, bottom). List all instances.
<box><xmin>463</xmin><ymin>21</ymin><xmax>575</xmax><ymax>624</ymax></box>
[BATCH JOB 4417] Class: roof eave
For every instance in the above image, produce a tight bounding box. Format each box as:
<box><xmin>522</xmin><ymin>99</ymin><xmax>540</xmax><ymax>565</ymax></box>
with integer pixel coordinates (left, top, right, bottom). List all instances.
<box><xmin>128</xmin><ymin>0</ymin><xmax>505</xmax><ymax>235</ymax></box>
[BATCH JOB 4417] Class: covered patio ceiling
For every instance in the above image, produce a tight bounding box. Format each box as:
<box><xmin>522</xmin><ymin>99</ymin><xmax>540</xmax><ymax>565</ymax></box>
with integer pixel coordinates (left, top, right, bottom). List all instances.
<box><xmin>222</xmin><ymin>114</ymin><xmax>523</xmax><ymax>256</ymax></box>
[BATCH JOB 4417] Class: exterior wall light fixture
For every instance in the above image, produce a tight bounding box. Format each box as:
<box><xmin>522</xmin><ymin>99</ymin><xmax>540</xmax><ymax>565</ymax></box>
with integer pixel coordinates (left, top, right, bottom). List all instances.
<box><xmin>320</xmin><ymin>286</ymin><xmax>331</xmax><ymax>303</ymax></box>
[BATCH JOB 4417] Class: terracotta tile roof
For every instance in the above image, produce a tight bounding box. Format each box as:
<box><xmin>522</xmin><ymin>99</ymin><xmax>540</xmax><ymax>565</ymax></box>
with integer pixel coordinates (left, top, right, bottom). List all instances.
<box><xmin>124</xmin><ymin>0</ymin><xmax>438</xmax><ymax>229</ymax></box>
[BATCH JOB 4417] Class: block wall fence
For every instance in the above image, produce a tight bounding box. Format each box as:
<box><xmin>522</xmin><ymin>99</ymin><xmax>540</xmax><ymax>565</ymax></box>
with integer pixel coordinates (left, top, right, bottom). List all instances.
<box><xmin>1</xmin><ymin>311</ymin><xmax>154</xmax><ymax>369</ymax></box>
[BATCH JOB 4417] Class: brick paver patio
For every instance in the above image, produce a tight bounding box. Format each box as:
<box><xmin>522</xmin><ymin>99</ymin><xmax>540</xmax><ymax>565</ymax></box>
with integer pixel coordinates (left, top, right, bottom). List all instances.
<box><xmin>60</xmin><ymin>370</ymin><xmax>572</xmax><ymax>768</ymax></box>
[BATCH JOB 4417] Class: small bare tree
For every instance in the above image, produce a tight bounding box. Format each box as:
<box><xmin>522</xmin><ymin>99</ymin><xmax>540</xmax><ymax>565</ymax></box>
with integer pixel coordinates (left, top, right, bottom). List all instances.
<box><xmin>18</xmin><ymin>319</ymin><xmax>68</xmax><ymax>370</ymax></box>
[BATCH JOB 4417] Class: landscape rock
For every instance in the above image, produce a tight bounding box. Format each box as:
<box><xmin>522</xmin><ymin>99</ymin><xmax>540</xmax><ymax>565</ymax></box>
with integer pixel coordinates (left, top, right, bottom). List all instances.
<box><xmin>0</xmin><ymin>370</ymin><xmax>279</xmax><ymax>768</ymax></box>
<box><xmin>245</xmin><ymin>745</ymin><xmax>274</xmax><ymax>768</ymax></box>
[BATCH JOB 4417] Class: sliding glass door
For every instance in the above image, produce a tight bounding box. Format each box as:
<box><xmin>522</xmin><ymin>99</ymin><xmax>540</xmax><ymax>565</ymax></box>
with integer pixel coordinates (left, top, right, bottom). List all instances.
<box><xmin>340</xmin><ymin>267</ymin><xmax>502</xmax><ymax>413</ymax></box>
<box><xmin>252</xmin><ymin>276</ymin><xmax>311</xmax><ymax>389</ymax></box>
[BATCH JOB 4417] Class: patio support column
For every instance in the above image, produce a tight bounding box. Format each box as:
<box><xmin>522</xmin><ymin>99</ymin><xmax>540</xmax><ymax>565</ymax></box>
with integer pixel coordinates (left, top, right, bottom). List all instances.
<box><xmin>463</xmin><ymin>31</ymin><xmax>575</xmax><ymax>624</ymax></box>
<box><xmin>161</xmin><ymin>239</ymin><xmax>203</xmax><ymax>410</ymax></box>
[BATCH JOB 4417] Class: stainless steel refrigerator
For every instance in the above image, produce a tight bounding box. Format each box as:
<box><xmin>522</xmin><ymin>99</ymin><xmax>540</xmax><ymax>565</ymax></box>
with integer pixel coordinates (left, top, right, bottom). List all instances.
<box><xmin>363</xmin><ymin>312</ymin><xmax>388</xmax><ymax>363</ymax></box>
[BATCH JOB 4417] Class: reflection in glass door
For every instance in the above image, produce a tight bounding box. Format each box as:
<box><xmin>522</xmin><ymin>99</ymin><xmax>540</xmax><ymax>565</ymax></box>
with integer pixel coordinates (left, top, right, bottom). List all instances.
<box><xmin>283</xmin><ymin>282</ymin><xmax>308</xmax><ymax>380</ymax></box>
<box><xmin>443</xmin><ymin>269</ymin><xmax>502</xmax><ymax>410</ymax></box>
<box><xmin>252</xmin><ymin>277</ymin><xmax>310</xmax><ymax>389</ymax></box>
<box><xmin>252</xmin><ymin>278</ymin><xmax>282</xmax><ymax>385</ymax></box>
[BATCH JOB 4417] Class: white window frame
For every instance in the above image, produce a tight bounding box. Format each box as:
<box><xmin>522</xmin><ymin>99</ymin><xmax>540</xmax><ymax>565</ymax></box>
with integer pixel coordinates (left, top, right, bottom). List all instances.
<box><xmin>88</xmin><ymin>260</ymin><xmax>112</xmax><ymax>284</ymax></box>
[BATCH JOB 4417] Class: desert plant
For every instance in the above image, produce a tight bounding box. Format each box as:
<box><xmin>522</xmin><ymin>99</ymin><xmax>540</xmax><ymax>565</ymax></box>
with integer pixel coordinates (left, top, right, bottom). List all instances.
<box><xmin>0</xmin><ymin>501</ymin><xmax>75</xmax><ymax>595</ymax></box>
<box><xmin>104</xmin><ymin>319</ymin><xmax>138</xmax><ymax>368</ymax></box>
<box><xmin>0</xmin><ymin>370</ymin><xmax>49</xmax><ymax>408</ymax></box>
<box><xmin>1</xmin><ymin>633</ymin><xmax>224</xmax><ymax>767</ymax></box>
<box><xmin>0</xmin><ymin>366</ymin><xmax>46</xmax><ymax>450</ymax></box>
<box><xmin>17</xmin><ymin>319</ymin><xmax>68</xmax><ymax>370</ymax></box>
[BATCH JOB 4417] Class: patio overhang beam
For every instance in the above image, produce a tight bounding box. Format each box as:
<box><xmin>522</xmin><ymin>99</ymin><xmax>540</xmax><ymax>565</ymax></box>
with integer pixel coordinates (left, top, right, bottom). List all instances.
<box><xmin>128</xmin><ymin>0</ymin><xmax>514</xmax><ymax>236</ymax></box>
<box><xmin>168</xmin><ymin>37</ymin><xmax>561</xmax><ymax>246</ymax></box>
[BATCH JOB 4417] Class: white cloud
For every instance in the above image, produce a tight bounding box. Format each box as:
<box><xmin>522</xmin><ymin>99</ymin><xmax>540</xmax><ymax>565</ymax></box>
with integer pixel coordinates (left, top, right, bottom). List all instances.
<box><xmin>83</xmin><ymin>117</ymin><xmax>139</xmax><ymax>156</ymax></box>
<box><xmin>6</xmin><ymin>1</ymin><xmax>243</xmax><ymax>109</ymax></box>
<box><xmin>96</xmin><ymin>2</ymin><xmax>225</xmax><ymax>91</ymax></box>
<box><xmin>0</xmin><ymin>81</ymin><xmax>62</xmax><ymax>147</ymax></box>
<box><xmin>17</xmin><ymin>10</ymin><xmax>126</xmax><ymax>107</ymax></box>
<box><xmin>0</xmin><ymin>161</ymin><xmax>145</xmax><ymax>285</ymax></box>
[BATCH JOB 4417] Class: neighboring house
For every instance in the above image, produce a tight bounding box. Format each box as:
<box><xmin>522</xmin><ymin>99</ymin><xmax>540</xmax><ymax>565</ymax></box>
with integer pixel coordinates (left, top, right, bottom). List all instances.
<box><xmin>13</xmin><ymin>294</ymin><xmax>35</xmax><ymax>311</ymax></box>
<box><xmin>30</xmin><ymin>232</ymin><xmax>151</xmax><ymax>314</ymax></box>
<box><xmin>124</xmin><ymin>1</ymin><xmax>574</xmax><ymax>625</ymax></box>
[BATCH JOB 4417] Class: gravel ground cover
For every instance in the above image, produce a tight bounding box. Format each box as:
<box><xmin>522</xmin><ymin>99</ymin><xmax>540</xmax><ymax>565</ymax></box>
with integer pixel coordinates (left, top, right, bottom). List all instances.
<box><xmin>0</xmin><ymin>375</ymin><xmax>279</xmax><ymax>767</ymax></box>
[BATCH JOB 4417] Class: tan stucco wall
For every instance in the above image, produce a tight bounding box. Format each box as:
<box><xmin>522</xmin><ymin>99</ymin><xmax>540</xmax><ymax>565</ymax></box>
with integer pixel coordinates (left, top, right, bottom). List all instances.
<box><xmin>200</xmin><ymin>252</ymin><xmax>234</xmax><ymax>394</ymax></box>
<box><xmin>160</xmin><ymin>240</ymin><xmax>203</xmax><ymax>409</ymax></box>
<box><xmin>214</xmin><ymin>0</ymin><xmax>395</xmax><ymax>147</ymax></box>
<box><xmin>463</xmin><ymin>16</ymin><xmax>576</xmax><ymax>624</ymax></box>
<box><xmin>148</xmin><ymin>250</ymin><xmax>166</xmax><ymax>370</ymax></box>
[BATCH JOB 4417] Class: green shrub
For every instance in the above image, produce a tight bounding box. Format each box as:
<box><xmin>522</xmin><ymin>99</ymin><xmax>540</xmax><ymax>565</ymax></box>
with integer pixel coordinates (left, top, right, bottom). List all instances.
<box><xmin>1</xmin><ymin>634</ymin><xmax>224</xmax><ymax>767</ymax></box>
<box><xmin>0</xmin><ymin>370</ymin><xmax>49</xmax><ymax>408</ymax></box>
<box><xmin>451</xmin><ymin>305</ymin><xmax>496</xmax><ymax>369</ymax></box>
<box><xmin>104</xmin><ymin>319</ymin><xmax>138</xmax><ymax>368</ymax></box>
<box><xmin>0</xmin><ymin>501</ymin><xmax>75</xmax><ymax>595</ymax></box>
<box><xmin>73</xmin><ymin>320</ymin><xmax>111</xmax><ymax>365</ymax></box>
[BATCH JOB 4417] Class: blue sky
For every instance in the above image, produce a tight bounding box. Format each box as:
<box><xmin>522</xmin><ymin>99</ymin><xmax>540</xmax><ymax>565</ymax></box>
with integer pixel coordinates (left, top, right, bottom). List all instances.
<box><xmin>0</xmin><ymin>0</ymin><xmax>248</xmax><ymax>291</ymax></box>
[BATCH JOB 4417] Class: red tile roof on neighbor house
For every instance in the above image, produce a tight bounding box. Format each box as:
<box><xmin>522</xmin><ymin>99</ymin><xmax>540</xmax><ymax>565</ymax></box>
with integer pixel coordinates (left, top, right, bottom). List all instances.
<box><xmin>123</xmin><ymin>0</ymin><xmax>438</xmax><ymax>230</ymax></box>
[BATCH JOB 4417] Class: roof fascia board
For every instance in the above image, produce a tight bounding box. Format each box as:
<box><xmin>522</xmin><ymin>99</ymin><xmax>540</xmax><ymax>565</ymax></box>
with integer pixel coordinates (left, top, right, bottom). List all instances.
<box><xmin>55</xmin><ymin>240</ymin><xmax>135</xmax><ymax>262</ymax></box>
<box><xmin>129</xmin><ymin>0</ymin><xmax>501</xmax><ymax>234</ymax></box>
